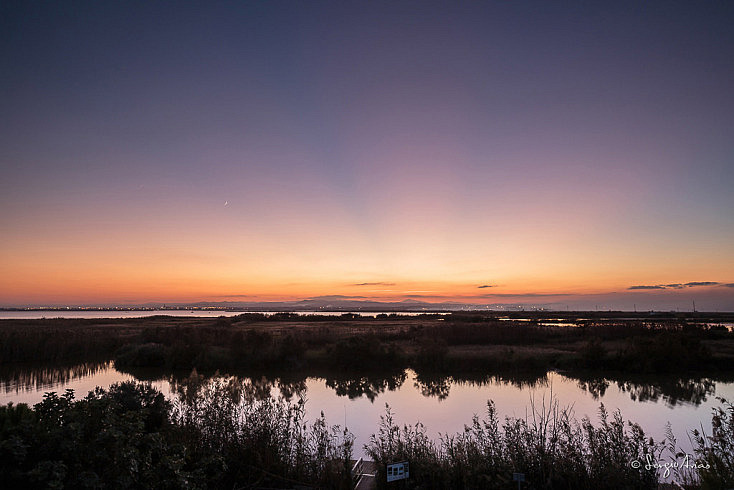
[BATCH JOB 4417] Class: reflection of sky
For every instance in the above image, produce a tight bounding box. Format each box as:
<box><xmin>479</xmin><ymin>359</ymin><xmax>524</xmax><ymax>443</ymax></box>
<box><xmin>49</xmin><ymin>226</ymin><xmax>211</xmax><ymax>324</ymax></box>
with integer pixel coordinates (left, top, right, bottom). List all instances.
<box><xmin>1</xmin><ymin>2</ymin><xmax>733</xmax><ymax>308</ymax></box>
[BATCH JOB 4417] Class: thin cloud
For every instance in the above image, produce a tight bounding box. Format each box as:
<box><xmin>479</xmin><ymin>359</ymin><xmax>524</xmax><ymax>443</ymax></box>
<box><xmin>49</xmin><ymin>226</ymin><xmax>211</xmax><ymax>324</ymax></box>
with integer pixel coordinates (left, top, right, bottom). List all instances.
<box><xmin>724</xmin><ymin>283</ymin><xmax>734</xmax><ymax>288</ymax></box>
<box><xmin>352</xmin><ymin>282</ymin><xmax>396</xmax><ymax>286</ymax></box>
<box><xmin>307</xmin><ymin>295</ymin><xmax>368</xmax><ymax>300</ymax></box>
<box><xmin>401</xmin><ymin>293</ymin><xmax>573</xmax><ymax>300</ymax></box>
<box><xmin>480</xmin><ymin>293</ymin><xmax>574</xmax><ymax>298</ymax></box>
<box><xmin>477</xmin><ymin>285</ymin><xmax>495</xmax><ymax>289</ymax></box>
<box><xmin>628</xmin><ymin>281</ymin><xmax>719</xmax><ymax>290</ymax></box>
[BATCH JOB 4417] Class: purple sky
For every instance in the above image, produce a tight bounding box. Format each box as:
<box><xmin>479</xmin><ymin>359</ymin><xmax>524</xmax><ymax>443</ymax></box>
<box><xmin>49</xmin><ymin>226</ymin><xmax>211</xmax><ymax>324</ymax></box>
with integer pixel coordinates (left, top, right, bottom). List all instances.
<box><xmin>1</xmin><ymin>1</ymin><xmax>733</xmax><ymax>309</ymax></box>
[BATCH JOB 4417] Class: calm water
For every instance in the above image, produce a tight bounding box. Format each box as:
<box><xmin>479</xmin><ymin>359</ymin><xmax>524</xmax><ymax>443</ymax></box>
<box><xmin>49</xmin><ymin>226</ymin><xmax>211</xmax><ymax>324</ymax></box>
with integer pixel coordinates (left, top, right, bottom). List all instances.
<box><xmin>1</xmin><ymin>362</ymin><xmax>731</xmax><ymax>461</ymax></box>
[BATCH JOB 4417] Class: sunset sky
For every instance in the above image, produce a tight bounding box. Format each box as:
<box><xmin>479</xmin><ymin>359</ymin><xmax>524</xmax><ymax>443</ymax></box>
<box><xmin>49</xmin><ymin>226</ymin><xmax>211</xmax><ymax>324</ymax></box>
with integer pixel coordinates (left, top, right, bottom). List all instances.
<box><xmin>2</xmin><ymin>1</ymin><xmax>733</xmax><ymax>309</ymax></box>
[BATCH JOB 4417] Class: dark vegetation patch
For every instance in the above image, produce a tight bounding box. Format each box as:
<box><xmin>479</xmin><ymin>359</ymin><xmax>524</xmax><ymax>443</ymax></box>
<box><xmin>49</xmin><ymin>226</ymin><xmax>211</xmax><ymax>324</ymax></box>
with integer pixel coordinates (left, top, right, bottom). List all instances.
<box><xmin>365</xmin><ymin>398</ymin><xmax>734</xmax><ymax>489</ymax></box>
<box><xmin>1</xmin><ymin>314</ymin><xmax>733</xmax><ymax>377</ymax></box>
<box><xmin>0</xmin><ymin>379</ymin><xmax>354</xmax><ymax>489</ymax></box>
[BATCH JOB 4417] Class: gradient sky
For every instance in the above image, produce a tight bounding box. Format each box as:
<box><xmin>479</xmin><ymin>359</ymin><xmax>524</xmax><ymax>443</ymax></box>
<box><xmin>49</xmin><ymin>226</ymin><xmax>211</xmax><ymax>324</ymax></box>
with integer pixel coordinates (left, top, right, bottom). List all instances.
<box><xmin>1</xmin><ymin>1</ymin><xmax>733</xmax><ymax>309</ymax></box>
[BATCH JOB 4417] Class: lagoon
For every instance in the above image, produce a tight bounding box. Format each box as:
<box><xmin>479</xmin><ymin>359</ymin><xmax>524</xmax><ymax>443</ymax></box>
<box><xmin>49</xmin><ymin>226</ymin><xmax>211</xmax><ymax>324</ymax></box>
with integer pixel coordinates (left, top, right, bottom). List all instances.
<box><xmin>2</xmin><ymin>361</ymin><xmax>731</xmax><ymax>462</ymax></box>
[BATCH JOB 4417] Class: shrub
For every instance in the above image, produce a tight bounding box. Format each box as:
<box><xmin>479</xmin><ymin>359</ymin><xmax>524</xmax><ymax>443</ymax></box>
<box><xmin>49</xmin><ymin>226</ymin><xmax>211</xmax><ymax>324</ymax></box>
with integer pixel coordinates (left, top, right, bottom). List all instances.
<box><xmin>689</xmin><ymin>397</ymin><xmax>734</xmax><ymax>489</ymax></box>
<box><xmin>0</xmin><ymin>380</ymin><xmax>355</xmax><ymax>489</ymax></box>
<box><xmin>170</xmin><ymin>372</ymin><xmax>354</xmax><ymax>488</ymax></box>
<box><xmin>365</xmin><ymin>398</ymin><xmax>662</xmax><ymax>489</ymax></box>
<box><xmin>114</xmin><ymin>343</ymin><xmax>167</xmax><ymax>368</ymax></box>
<box><xmin>328</xmin><ymin>335</ymin><xmax>400</xmax><ymax>371</ymax></box>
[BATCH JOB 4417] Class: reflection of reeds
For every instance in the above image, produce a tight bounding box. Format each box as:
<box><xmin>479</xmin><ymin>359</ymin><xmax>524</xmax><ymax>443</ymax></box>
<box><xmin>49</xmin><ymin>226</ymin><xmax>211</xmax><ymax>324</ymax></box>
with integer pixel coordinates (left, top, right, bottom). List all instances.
<box><xmin>573</xmin><ymin>372</ymin><xmax>719</xmax><ymax>407</ymax></box>
<box><xmin>325</xmin><ymin>371</ymin><xmax>407</xmax><ymax>402</ymax></box>
<box><xmin>617</xmin><ymin>378</ymin><xmax>716</xmax><ymax>406</ymax></box>
<box><xmin>0</xmin><ymin>361</ymin><xmax>109</xmax><ymax>394</ymax></box>
<box><xmin>167</xmin><ymin>369</ymin><xmax>309</xmax><ymax>403</ymax></box>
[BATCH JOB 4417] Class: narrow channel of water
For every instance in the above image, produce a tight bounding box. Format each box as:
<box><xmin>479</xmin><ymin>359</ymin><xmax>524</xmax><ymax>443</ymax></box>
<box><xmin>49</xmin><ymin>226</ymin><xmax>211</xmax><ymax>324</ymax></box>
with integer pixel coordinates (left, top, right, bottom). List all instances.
<box><xmin>2</xmin><ymin>362</ymin><xmax>732</xmax><ymax>462</ymax></box>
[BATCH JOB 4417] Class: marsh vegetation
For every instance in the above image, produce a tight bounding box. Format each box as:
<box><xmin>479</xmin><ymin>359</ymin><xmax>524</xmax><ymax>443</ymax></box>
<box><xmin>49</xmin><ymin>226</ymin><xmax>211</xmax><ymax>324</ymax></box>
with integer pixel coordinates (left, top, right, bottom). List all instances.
<box><xmin>1</xmin><ymin>313</ymin><xmax>732</xmax><ymax>376</ymax></box>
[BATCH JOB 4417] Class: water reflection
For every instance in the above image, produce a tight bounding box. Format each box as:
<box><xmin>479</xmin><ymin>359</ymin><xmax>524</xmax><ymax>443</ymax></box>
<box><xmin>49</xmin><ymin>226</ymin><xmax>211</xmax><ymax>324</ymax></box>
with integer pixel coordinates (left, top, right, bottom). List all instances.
<box><xmin>325</xmin><ymin>370</ymin><xmax>407</xmax><ymax>401</ymax></box>
<box><xmin>0</xmin><ymin>361</ymin><xmax>108</xmax><ymax>394</ymax></box>
<box><xmin>3</xmin><ymin>361</ymin><xmax>732</xmax><ymax>468</ymax></box>
<box><xmin>575</xmin><ymin>377</ymin><xmax>611</xmax><ymax>399</ymax></box>
<box><xmin>414</xmin><ymin>373</ymin><xmax>452</xmax><ymax>399</ymax></box>
<box><xmin>618</xmin><ymin>378</ymin><xmax>716</xmax><ymax>406</ymax></box>
<box><xmin>574</xmin><ymin>374</ymin><xmax>721</xmax><ymax>407</ymax></box>
<box><xmin>0</xmin><ymin>361</ymin><xmax>731</xmax><ymax>409</ymax></box>
<box><xmin>412</xmin><ymin>371</ymin><xmax>551</xmax><ymax>400</ymax></box>
<box><xmin>167</xmin><ymin>370</ymin><xmax>309</xmax><ymax>403</ymax></box>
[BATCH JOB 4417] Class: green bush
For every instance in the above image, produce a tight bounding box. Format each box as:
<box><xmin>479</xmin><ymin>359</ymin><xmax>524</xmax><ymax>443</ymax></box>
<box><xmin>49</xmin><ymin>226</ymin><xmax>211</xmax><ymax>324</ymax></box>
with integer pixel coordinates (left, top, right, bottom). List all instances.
<box><xmin>366</xmin><ymin>399</ymin><xmax>662</xmax><ymax>489</ymax></box>
<box><xmin>0</xmin><ymin>380</ymin><xmax>354</xmax><ymax>489</ymax></box>
<box><xmin>689</xmin><ymin>398</ymin><xmax>734</xmax><ymax>489</ymax></box>
<box><xmin>328</xmin><ymin>335</ymin><xmax>400</xmax><ymax>371</ymax></box>
<box><xmin>114</xmin><ymin>343</ymin><xmax>167</xmax><ymax>368</ymax></box>
<box><xmin>0</xmin><ymin>383</ymin><xmax>190</xmax><ymax>489</ymax></box>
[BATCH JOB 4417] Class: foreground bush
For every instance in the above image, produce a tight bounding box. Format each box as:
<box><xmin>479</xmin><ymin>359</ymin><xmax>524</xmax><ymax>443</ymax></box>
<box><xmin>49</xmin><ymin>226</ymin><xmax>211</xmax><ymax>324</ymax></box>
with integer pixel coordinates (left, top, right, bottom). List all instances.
<box><xmin>0</xmin><ymin>383</ymin><xmax>187</xmax><ymax>489</ymax></box>
<box><xmin>688</xmin><ymin>398</ymin><xmax>734</xmax><ymax>489</ymax></box>
<box><xmin>366</xmin><ymin>398</ymin><xmax>662</xmax><ymax>489</ymax></box>
<box><xmin>0</xmin><ymin>380</ymin><xmax>354</xmax><ymax>489</ymax></box>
